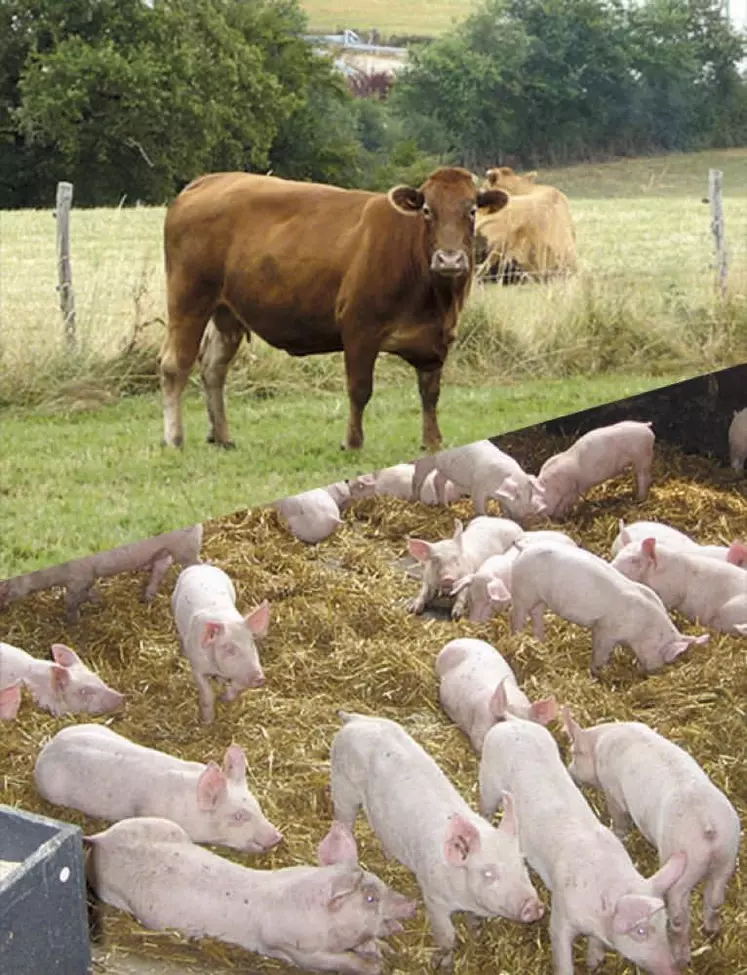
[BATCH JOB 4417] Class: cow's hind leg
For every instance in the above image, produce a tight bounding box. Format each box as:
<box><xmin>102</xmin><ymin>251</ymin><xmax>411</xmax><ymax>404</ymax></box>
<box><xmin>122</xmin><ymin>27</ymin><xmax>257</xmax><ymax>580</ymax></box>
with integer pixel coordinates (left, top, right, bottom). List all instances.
<box><xmin>199</xmin><ymin>306</ymin><xmax>245</xmax><ymax>447</ymax></box>
<box><xmin>417</xmin><ymin>366</ymin><xmax>444</xmax><ymax>452</ymax></box>
<box><xmin>160</xmin><ymin>276</ymin><xmax>217</xmax><ymax>447</ymax></box>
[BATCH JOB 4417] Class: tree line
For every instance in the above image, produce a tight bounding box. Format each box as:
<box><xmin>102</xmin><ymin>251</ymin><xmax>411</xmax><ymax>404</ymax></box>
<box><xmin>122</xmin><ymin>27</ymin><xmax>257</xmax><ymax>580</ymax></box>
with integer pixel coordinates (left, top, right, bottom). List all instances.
<box><xmin>1</xmin><ymin>0</ymin><xmax>745</xmax><ymax>208</ymax></box>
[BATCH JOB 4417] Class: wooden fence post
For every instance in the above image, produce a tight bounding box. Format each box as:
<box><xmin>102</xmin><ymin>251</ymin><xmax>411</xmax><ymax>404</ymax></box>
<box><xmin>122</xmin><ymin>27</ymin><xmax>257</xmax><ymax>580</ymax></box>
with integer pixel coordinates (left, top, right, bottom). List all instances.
<box><xmin>55</xmin><ymin>181</ymin><xmax>77</xmax><ymax>352</ymax></box>
<box><xmin>708</xmin><ymin>168</ymin><xmax>728</xmax><ymax>299</ymax></box>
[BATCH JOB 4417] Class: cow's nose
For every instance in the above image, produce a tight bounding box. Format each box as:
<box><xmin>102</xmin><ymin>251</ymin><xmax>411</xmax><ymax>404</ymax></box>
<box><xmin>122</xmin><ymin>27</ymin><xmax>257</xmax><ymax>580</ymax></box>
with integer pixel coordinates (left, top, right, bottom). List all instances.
<box><xmin>431</xmin><ymin>249</ymin><xmax>469</xmax><ymax>274</ymax></box>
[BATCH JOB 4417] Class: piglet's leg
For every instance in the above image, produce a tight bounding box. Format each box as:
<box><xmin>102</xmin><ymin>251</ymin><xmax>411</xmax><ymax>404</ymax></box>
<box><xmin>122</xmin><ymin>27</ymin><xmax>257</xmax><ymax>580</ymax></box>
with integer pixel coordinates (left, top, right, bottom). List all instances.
<box><xmin>426</xmin><ymin>899</ymin><xmax>457</xmax><ymax>971</ymax></box>
<box><xmin>529</xmin><ymin>603</ymin><xmax>546</xmax><ymax>641</ymax></box>
<box><xmin>586</xmin><ymin>935</ymin><xmax>606</xmax><ymax>970</ymax></box>
<box><xmin>143</xmin><ymin>552</ymin><xmax>173</xmax><ymax>602</ymax></box>
<box><xmin>330</xmin><ymin>770</ymin><xmax>362</xmax><ymax>832</ymax></box>
<box><xmin>194</xmin><ymin>672</ymin><xmax>216</xmax><ymax>724</ymax></box>
<box><xmin>408</xmin><ymin>581</ymin><xmax>434</xmax><ymax>615</ymax></box>
<box><xmin>590</xmin><ymin>626</ymin><xmax>616</xmax><ymax>677</ymax></box>
<box><xmin>450</xmin><ymin>589</ymin><xmax>470</xmax><ymax>620</ymax></box>
<box><xmin>549</xmin><ymin>904</ymin><xmax>576</xmax><ymax>975</ymax></box>
<box><xmin>703</xmin><ymin>858</ymin><xmax>734</xmax><ymax>933</ymax></box>
<box><xmin>605</xmin><ymin>794</ymin><xmax>632</xmax><ymax>840</ymax></box>
<box><xmin>276</xmin><ymin>946</ymin><xmax>380</xmax><ymax>975</ymax></box>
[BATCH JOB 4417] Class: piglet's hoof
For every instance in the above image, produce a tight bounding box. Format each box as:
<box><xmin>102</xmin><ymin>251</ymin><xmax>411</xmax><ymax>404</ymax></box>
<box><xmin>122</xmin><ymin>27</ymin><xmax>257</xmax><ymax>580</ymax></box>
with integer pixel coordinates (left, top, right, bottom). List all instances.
<box><xmin>432</xmin><ymin>948</ymin><xmax>454</xmax><ymax>972</ymax></box>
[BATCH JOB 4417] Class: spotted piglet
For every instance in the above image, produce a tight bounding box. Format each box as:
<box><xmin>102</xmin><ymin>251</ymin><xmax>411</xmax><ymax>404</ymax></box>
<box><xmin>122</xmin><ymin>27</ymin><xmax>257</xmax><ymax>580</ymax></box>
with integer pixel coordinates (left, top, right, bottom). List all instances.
<box><xmin>172</xmin><ymin>564</ymin><xmax>269</xmax><ymax>724</ymax></box>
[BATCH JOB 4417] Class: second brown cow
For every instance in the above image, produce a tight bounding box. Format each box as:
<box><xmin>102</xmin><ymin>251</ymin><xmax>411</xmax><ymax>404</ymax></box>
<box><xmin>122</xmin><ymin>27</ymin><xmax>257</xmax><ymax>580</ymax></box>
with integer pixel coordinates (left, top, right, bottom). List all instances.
<box><xmin>159</xmin><ymin>168</ymin><xmax>508</xmax><ymax>452</ymax></box>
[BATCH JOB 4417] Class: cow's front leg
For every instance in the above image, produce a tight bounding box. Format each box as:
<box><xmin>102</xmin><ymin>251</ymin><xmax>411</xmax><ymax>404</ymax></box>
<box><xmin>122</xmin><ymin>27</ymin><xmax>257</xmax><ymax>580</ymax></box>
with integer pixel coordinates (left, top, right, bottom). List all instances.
<box><xmin>342</xmin><ymin>341</ymin><xmax>378</xmax><ymax>450</ymax></box>
<box><xmin>417</xmin><ymin>366</ymin><xmax>443</xmax><ymax>452</ymax></box>
<box><xmin>199</xmin><ymin>311</ymin><xmax>245</xmax><ymax>448</ymax></box>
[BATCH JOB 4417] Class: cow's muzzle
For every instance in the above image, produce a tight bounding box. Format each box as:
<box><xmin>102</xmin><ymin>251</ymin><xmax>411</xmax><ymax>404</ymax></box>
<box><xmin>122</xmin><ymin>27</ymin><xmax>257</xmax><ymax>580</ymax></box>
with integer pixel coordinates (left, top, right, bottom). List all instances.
<box><xmin>431</xmin><ymin>249</ymin><xmax>470</xmax><ymax>276</ymax></box>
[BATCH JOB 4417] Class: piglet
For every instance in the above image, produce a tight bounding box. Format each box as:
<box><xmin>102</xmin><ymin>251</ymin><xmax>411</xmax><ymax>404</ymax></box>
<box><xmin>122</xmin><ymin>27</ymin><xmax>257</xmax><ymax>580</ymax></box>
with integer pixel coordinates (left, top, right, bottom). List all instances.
<box><xmin>330</xmin><ymin>710</ymin><xmax>543</xmax><ymax>971</ymax></box>
<box><xmin>172</xmin><ymin>564</ymin><xmax>269</xmax><ymax>724</ymax></box>
<box><xmin>85</xmin><ymin>816</ymin><xmax>416</xmax><ymax>974</ymax></box>
<box><xmin>537</xmin><ymin>420</ymin><xmax>655</xmax><ymax>520</ymax></box>
<box><xmin>562</xmin><ymin>710</ymin><xmax>741</xmax><ymax>967</ymax></box>
<box><xmin>611</xmin><ymin>536</ymin><xmax>747</xmax><ymax>635</ymax></box>
<box><xmin>729</xmin><ymin>407</ymin><xmax>747</xmax><ymax>472</ymax></box>
<box><xmin>275</xmin><ymin>487</ymin><xmax>344</xmax><ymax>544</ymax></box>
<box><xmin>0</xmin><ymin>681</ymin><xmax>22</xmax><ymax>720</ymax></box>
<box><xmin>411</xmin><ymin>440</ymin><xmax>547</xmax><ymax>524</ymax></box>
<box><xmin>35</xmin><ymin>724</ymin><xmax>282</xmax><ymax>853</ymax></box>
<box><xmin>479</xmin><ymin>717</ymin><xmax>687</xmax><ymax>975</ymax></box>
<box><xmin>407</xmin><ymin>516</ymin><xmax>523</xmax><ymax>617</ymax></box>
<box><xmin>436</xmin><ymin>638</ymin><xmax>557</xmax><ymax>752</ymax></box>
<box><xmin>509</xmin><ymin>543</ymin><xmax>710</xmax><ymax>675</ymax></box>
<box><xmin>450</xmin><ymin>549</ymin><xmax>520</xmax><ymax>622</ymax></box>
<box><xmin>0</xmin><ymin>641</ymin><xmax>124</xmax><ymax>717</ymax></box>
<box><xmin>611</xmin><ymin>519</ymin><xmax>747</xmax><ymax>567</ymax></box>
<box><xmin>420</xmin><ymin>470</ymin><xmax>463</xmax><ymax>505</ymax></box>
<box><xmin>349</xmin><ymin>464</ymin><xmax>415</xmax><ymax>501</ymax></box>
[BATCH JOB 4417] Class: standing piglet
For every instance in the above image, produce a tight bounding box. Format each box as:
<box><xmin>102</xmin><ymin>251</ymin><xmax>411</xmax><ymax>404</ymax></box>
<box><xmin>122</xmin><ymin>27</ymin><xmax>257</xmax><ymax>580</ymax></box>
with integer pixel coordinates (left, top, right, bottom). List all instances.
<box><xmin>35</xmin><ymin>724</ymin><xmax>282</xmax><ymax>853</ymax></box>
<box><xmin>275</xmin><ymin>487</ymin><xmax>344</xmax><ymax>544</ymax></box>
<box><xmin>537</xmin><ymin>420</ymin><xmax>655</xmax><ymax>520</ymax></box>
<box><xmin>611</xmin><ymin>537</ymin><xmax>747</xmax><ymax>635</ymax></box>
<box><xmin>0</xmin><ymin>642</ymin><xmax>124</xmax><ymax>717</ymax></box>
<box><xmin>85</xmin><ymin>816</ymin><xmax>416</xmax><ymax>974</ymax></box>
<box><xmin>479</xmin><ymin>717</ymin><xmax>687</xmax><ymax>975</ymax></box>
<box><xmin>450</xmin><ymin>549</ymin><xmax>520</xmax><ymax>622</ymax></box>
<box><xmin>411</xmin><ymin>440</ymin><xmax>547</xmax><ymax>524</ymax></box>
<box><xmin>172</xmin><ymin>564</ymin><xmax>269</xmax><ymax>724</ymax></box>
<box><xmin>407</xmin><ymin>517</ymin><xmax>523</xmax><ymax>617</ymax></box>
<box><xmin>509</xmin><ymin>543</ymin><xmax>709</xmax><ymax>674</ymax></box>
<box><xmin>436</xmin><ymin>638</ymin><xmax>557</xmax><ymax>752</ymax></box>
<box><xmin>0</xmin><ymin>681</ymin><xmax>22</xmax><ymax>720</ymax></box>
<box><xmin>329</xmin><ymin>711</ymin><xmax>544</xmax><ymax>971</ymax></box>
<box><xmin>562</xmin><ymin>710</ymin><xmax>741</xmax><ymax>967</ymax></box>
<box><xmin>729</xmin><ymin>407</ymin><xmax>747</xmax><ymax>472</ymax></box>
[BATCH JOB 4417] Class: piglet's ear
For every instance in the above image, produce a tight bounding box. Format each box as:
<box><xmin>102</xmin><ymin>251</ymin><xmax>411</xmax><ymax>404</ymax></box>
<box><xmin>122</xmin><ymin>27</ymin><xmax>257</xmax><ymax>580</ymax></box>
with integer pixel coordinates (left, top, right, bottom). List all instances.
<box><xmin>649</xmin><ymin>851</ymin><xmax>688</xmax><ymax>897</ymax></box>
<box><xmin>641</xmin><ymin>537</ymin><xmax>658</xmax><ymax>564</ymax></box>
<box><xmin>245</xmin><ymin>599</ymin><xmax>270</xmax><ymax>638</ymax></box>
<box><xmin>407</xmin><ymin>538</ymin><xmax>432</xmax><ymax>563</ymax></box>
<box><xmin>327</xmin><ymin>867</ymin><xmax>364</xmax><ymax>912</ymax></box>
<box><xmin>560</xmin><ymin>705</ymin><xmax>582</xmax><ymax>742</ymax></box>
<box><xmin>488</xmin><ymin>678</ymin><xmax>510</xmax><ymax>721</ymax></box>
<box><xmin>200</xmin><ymin>621</ymin><xmax>225</xmax><ymax>647</ymax></box>
<box><xmin>318</xmin><ymin>821</ymin><xmax>359</xmax><ymax>866</ymax></box>
<box><xmin>0</xmin><ymin>682</ymin><xmax>22</xmax><ymax>720</ymax></box>
<box><xmin>196</xmin><ymin>761</ymin><xmax>228</xmax><ymax>811</ymax></box>
<box><xmin>51</xmin><ymin>665</ymin><xmax>71</xmax><ymax>691</ymax></box>
<box><xmin>486</xmin><ymin>577</ymin><xmax>510</xmax><ymax>604</ymax></box>
<box><xmin>443</xmin><ymin>813</ymin><xmax>481</xmax><ymax>865</ymax></box>
<box><xmin>222</xmin><ymin>743</ymin><xmax>247</xmax><ymax>783</ymax></box>
<box><xmin>51</xmin><ymin>644</ymin><xmax>80</xmax><ymax>667</ymax></box>
<box><xmin>726</xmin><ymin>540</ymin><xmax>747</xmax><ymax>566</ymax></box>
<box><xmin>529</xmin><ymin>696</ymin><xmax>558</xmax><ymax>726</ymax></box>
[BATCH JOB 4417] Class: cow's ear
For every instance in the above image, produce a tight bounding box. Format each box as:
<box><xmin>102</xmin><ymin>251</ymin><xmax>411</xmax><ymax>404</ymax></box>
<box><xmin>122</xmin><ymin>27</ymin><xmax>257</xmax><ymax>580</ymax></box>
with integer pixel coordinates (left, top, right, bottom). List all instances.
<box><xmin>388</xmin><ymin>185</ymin><xmax>425</xmax><ymax>215</ymax></box>
<box><xmin>476</xmin><ymin>188</ymin><xmax>509</xmax><ymax>214</ymax></box>
<box><xmin>485</xmin><ymin>168</ymin><xmax>500</xmax><ymax>186</ymax></box>
<box><xmin>525</xmin><ymin>170</ymin><xmax>538</xmax><ymax>181</ymax></box>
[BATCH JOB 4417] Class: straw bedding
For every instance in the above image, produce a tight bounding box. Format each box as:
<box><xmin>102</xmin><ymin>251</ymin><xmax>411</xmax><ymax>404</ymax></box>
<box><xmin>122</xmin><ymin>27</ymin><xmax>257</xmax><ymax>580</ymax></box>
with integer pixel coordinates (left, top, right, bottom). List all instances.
<box><xmin>1</xmin><ymin>431</ymin><xmax>745</xmax><ymax>975</ymax></box>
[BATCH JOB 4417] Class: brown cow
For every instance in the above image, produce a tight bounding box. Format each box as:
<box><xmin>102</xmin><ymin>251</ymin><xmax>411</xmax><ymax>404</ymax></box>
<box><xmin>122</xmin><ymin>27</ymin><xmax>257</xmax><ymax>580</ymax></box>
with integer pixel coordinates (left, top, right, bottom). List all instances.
<box><xmin>159</xmin><ymin>168</ymin><xmax>508</xmax><ymax>451</ymax></box>
<box><xmin>475</xmin><ymin>167</ymin><xmax>576</xmax><ymax>284</ymax></box>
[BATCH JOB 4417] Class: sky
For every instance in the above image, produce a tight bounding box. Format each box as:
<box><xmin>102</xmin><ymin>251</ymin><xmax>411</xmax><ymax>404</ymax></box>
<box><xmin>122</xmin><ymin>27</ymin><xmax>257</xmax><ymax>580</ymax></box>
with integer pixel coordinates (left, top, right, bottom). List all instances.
<box><xmin>727</xmin><ymin>0</ymin><xmax>747</xmax><ymax>30</ymax></box>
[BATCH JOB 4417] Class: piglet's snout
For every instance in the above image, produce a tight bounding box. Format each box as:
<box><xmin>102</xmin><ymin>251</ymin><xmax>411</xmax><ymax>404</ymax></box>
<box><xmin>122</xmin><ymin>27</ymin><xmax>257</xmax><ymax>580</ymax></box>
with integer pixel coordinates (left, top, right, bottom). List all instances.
<box><xmin>520</xmin><ymin>897</ymin><xmax>544</xmax><ymax>922</ymax></box>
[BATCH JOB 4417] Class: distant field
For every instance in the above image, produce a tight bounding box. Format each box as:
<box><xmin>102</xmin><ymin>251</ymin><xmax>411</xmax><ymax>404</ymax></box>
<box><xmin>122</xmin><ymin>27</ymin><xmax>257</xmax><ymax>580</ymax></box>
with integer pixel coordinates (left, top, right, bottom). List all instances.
<box><xmin>300</xmin><ymin>0</ymin><xmax>474</xmax><ymax>35</ymax></box>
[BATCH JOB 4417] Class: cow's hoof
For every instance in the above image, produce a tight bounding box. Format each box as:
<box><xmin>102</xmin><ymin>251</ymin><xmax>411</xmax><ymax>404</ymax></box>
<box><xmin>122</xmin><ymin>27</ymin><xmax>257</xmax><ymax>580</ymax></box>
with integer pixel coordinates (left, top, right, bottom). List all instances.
<box><xmin>340</xmin><ymin>441</ymin><xmax>363</xmax><ymax>451</ymax></box>
<box><xmin>161</xmin><ymin>436</ymin><xmax>184</xmax><ymax>449</ymax></box>
<box><xmin>207</xmin><ymin>434</ymin><xmax>236</xmax><ymax>449</ymax></box>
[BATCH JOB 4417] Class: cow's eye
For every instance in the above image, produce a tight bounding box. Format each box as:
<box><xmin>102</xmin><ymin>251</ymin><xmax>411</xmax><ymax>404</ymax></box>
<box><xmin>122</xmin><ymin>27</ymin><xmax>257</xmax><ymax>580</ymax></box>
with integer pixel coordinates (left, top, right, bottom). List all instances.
<box><xmin>469</xmin><ymin>205</ymin><xmax>477</xmax><ymax>218</ymax></box>
<box><xmin>422</xmin><ymin>204</ymin><xmax>432</xmax><ymax>219</ymax></box>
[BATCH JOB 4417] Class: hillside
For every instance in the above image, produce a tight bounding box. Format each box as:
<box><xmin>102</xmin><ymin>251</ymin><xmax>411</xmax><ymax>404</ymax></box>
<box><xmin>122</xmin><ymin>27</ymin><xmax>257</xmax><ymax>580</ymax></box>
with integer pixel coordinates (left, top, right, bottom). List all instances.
<box><xmin>300</xmin><ymin>0</ymin><xmax>475</xmax><ymax>36</ymax></box>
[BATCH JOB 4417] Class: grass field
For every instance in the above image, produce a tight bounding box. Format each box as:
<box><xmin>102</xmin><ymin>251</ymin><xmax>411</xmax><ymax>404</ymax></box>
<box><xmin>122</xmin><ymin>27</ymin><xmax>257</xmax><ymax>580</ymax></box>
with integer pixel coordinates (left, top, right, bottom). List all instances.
<box><xmin>2</xmin><ymin>147</ymin><xmax>747</xmax><ymax>576</ymax></box>
<box><xmin>300</xmin><ymin>0</ymin><xmax>474</xmax><ymax>35</ymax></box>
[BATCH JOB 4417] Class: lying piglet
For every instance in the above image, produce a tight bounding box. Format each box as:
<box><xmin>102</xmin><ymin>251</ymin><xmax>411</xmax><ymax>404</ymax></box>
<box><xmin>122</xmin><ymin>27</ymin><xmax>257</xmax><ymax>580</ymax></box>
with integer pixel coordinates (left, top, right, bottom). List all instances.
<box><xmin>436</xmin><ymin>638</ymin><xmax>557</xmax><ymax>752</ymax></box>
<box><xmin>172</xmin><ymin>564</ymin><xmax>269</xmax><ymax>724</ymax></box>
<box><xmin>0</xmin><ymin>641</ymin><xmax>124</xmax><ymax>717</ymax></box>
<box><xmin>611</xmin><ymin>537</ymin><xmax>747</xmax><ymax>635</ymax></box>
<box><xmin>536</xmin><ymin>420</ymin><xmax>655</xmax><ymax>520</ymax></box>
<box><xmin>0</xmin><ymin>523</ymin><xmax>203</xmax><ymax>622</ymax></box>
<box><xmin>509</xmin><ymin>543</ymin><xmax>710</xmax><ymax>675</ymax></box>
<box><xmin>611</xmin><ymin>519</ymin><xmax>747</xmax><ymax>567</ymax></box>
<box><xmin>0</xmin><ymin>681</ymin><xmax>22</xmax><ymax>720</ymax></box>
<box><xmin>35</xmin><ymin>724</ymin><xmax>282</xmax><ymax>853</ymax></box>
<box><xmin>407</xmin><ymin>516</ymin><xmax>523</xmax><ymax>617</ymax></box>
<box><xmin>729</xmin><ymin>407</ymin><xmax>747</xmax><ymax>472</ymax></box>
<box><xmin>330</xmin><ymin>710</ymin><xmax>543</xmax><ymax>971</ymax></box>
<box><xmin>411</xmin><ymin>440</ymin><xmax>546</xmax><ymax>524</ymax></box>
<box><xmin>479</xmin><ymin>716</ymin><xmax>687</xmax><ymax>975</ymax></box>
<box><xmin>349</xmin><ymin>464</ymin><xmax>414</xmax><ymax>501</ymax></box>
<box><xmin>275</xmin><ymin>487</ymin><xmax>344</xmax><ymax>544</ymax></box>
<box><xmin>85</xmin><ymin>816</ymin><xmax>416</xmax><ymax>974</ymax></box>
<box><xmin>562</xmin><ymin>710</ymin><xmax>741</xmax><ymax>967</ymax></box>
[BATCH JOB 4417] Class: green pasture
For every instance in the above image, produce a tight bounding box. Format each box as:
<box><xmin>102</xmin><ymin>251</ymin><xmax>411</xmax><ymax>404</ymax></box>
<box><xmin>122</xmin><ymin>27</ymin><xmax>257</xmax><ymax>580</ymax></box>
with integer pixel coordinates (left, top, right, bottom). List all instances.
<box><xmin>1</xmin><ymin>148</ymin><xmax>747</xmax><ymax>576</ymax></box>
<box><xmin>300</xmin><ymin>0</ymin><xmax>474</xmax><ymax>36</ymax></box>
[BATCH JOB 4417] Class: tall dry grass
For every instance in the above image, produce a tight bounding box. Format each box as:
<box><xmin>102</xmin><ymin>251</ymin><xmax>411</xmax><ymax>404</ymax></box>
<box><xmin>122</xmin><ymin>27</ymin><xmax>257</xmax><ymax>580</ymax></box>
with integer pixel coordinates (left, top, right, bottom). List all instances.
<box><xmin>2</xmin><ymin>180</ymin><xmax>747</xmax><ymax>409</ymax></box>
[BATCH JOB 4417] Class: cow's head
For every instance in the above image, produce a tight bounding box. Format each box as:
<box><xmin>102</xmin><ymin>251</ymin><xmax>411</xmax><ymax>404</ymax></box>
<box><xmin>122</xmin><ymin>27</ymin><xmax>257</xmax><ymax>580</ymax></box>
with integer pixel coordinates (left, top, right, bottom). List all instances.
<box><xmin>485</xmin><ymin>166</ymin><xmax>538</xmax><ymax>195</ymax></box>
<box><xmin>387</xmin><ymin>167</ymin><xmax>508</xmax><ymax>278</ymax></box>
